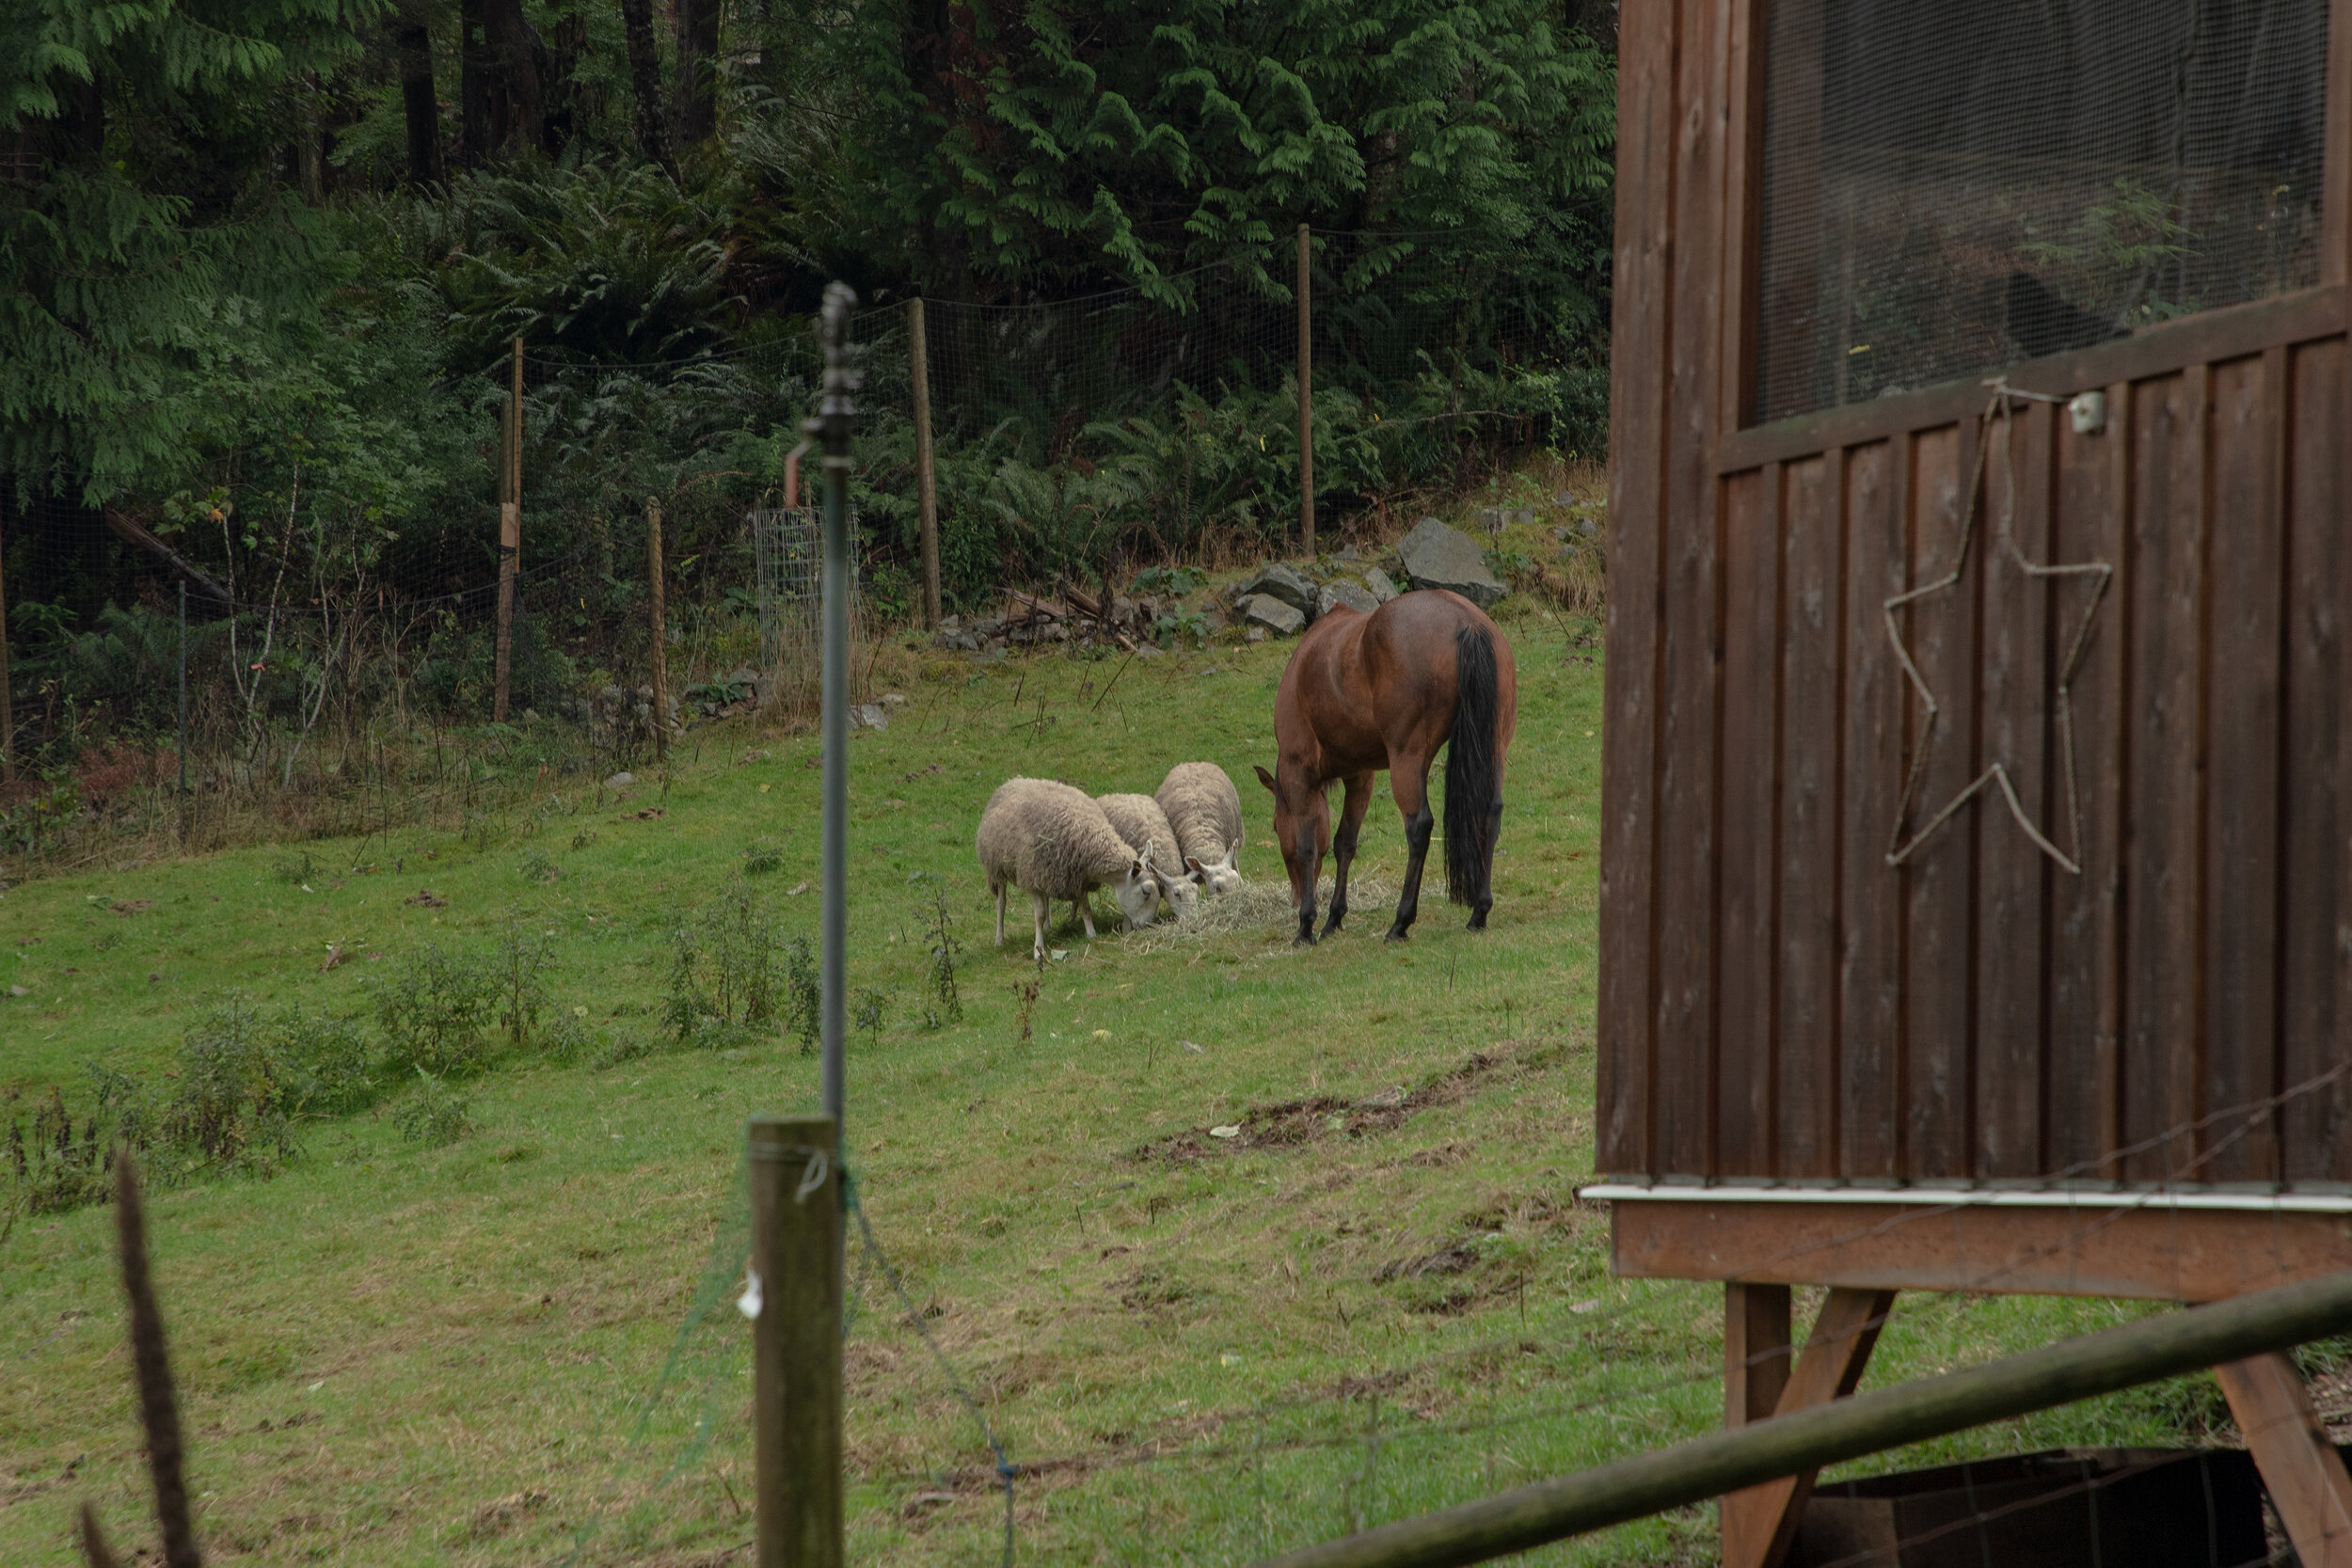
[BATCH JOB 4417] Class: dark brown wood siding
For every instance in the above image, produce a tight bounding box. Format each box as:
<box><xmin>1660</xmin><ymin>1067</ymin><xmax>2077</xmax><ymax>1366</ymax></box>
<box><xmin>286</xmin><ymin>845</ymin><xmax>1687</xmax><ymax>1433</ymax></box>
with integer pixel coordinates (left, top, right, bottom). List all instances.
<box><xmin>1598</xmin><ymin>0</ymin><xmax>2352</xmax><ymax>1187</ymax></box>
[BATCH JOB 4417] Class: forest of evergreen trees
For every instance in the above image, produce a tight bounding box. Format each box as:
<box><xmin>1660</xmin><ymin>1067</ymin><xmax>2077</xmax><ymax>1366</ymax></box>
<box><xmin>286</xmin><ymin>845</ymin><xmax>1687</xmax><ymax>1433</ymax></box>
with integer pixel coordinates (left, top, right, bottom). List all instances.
<box><xmin>0</xmin><ymin>0</ymin><xmax>1616</xmax><ymax>781</ymax></box>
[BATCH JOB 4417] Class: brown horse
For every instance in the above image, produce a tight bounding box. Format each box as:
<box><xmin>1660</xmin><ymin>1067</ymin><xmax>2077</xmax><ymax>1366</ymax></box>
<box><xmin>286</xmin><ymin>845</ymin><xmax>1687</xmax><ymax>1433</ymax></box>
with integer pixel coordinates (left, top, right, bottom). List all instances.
<box><xmin>1254</xmin><ymin>589</ymin><xmax>1518</xmax><ymax>944</ymax></box>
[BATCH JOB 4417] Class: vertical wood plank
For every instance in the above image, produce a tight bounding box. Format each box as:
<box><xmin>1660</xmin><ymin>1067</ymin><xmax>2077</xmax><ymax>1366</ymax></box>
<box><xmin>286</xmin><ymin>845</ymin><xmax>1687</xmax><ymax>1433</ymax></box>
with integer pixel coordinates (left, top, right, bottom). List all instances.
<box><xmin>1652</xmin><ymin>0</ymin><xmax>1733</xmax><ymax>1179</ymax></box>
<box><xmin>1754</xmin><ymin>0</ymin><xmax>1822</xmax><ymax>423</ymax></box>
<box><xmin>1839</xmin><ymin>439</ymin><xmax>1904</xmax><ymax>1180</ymax></box>
<box><xmin>1595</xmin><ymin>0</ymin><xmax>1679</xmax><ymax>1176</ymax></box>
<box><xmin>1975</xmin><ymin>400</ymin><xmax>2054</xmax><ymax>1180</ymax></box>
<box><xmin>2326</xmin><ymin>0</ymin><xmax>2352</xmax><ymax>283</ymax></box>
<box><xmin>2122</xmin><ymin>370</ymin><xmax>2208</xmax><ymax>1185</ymax></box>
<box><xmin>2047</xmin><ymin>384</ymin><xmax>2132</xmax><ymax>1179</ymax></box>
<box><xmin>1719</xmin><ymin>466</ymin><xmax>1783</xmax><ymax>1178</ymax></box>
<box><xmin>1719</xmin><ymin>0</ymin><xmax>1772</xmax><ymax>429</ymax></box>
<box><xmin>2283</xmin><ymin>337</ymin><xmax>2352</xmax><ymax>1184</ymax></box>
<box><xmin>2203</xmin><ymin>354</ymin><xmax>2283</xmax><ymax>1183</ymax></box>
<box><xmin>1724</xmin><ymin>1281</ymin><xmax>1792</xmax><ymax>1427</ymax></box>
<box><xmin>1779</xmin><ymin>451</ymin><xmax>1843</xmax><ymax>1179</ymax></box>
<box><xmin>1901</xmin><ymin>421</ymin><xmax>1977</xmax><ymax>1180</ymax></box>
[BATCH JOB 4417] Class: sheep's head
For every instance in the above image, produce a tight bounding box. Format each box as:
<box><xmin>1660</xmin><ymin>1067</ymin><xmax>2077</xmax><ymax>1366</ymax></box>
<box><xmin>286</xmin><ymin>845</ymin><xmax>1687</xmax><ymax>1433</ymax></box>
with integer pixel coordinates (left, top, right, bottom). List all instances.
<box><xmin>1152</xmin><ymin>851</ymin><xmax>1207</xmax><ymax>920</ymax></box>
<box><xmin>1111</xmin><ymin>848</ymin><xmax>1161</xmax><ymax>930</ymax></box>
<box><xmin>1200</xmin><ymin>845</ymin><xmax>1243</xmax><ymax>895</ymax></box>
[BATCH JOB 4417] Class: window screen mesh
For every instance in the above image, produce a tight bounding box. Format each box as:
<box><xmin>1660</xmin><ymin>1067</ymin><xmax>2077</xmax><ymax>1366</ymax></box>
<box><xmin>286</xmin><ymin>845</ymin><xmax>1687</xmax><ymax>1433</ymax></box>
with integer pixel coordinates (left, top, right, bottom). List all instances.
<box><xmin>1754</xmin><ymin>0</ymin><xmax>2330</xmax><ymax>424</ymax></box>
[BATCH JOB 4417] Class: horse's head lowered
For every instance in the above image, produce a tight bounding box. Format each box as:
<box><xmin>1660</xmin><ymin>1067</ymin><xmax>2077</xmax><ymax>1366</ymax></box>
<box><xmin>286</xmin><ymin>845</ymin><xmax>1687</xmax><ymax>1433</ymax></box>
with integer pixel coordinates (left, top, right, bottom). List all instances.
<box><xmin>1252</xmin><ymin>763</ymin><xmax>1327</xmax><ymax>910</ymax></box>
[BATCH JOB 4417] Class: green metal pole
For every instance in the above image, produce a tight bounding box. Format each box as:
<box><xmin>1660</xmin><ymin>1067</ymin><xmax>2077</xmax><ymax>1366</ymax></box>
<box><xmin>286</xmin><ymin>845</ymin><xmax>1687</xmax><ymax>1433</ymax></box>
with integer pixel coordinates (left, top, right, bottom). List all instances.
<box><xmin>1250</xmin><ymin>1266</ymin><xmax>2352</xmax><ymax>1568</ymax></box>
<box><xmin>808</xmin><ymin>283</ymin><xmax>857</xmax><ymax>1145</ymax></box>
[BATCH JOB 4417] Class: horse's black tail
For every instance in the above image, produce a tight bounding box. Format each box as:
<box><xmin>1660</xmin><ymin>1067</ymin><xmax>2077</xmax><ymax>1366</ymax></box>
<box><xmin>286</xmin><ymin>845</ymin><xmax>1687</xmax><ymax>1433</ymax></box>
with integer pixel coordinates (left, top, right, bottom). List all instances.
<box><xmin>1443</xmin><ymin>624</ymin><xmax>1501</xmax><ymax>907</ymax></box>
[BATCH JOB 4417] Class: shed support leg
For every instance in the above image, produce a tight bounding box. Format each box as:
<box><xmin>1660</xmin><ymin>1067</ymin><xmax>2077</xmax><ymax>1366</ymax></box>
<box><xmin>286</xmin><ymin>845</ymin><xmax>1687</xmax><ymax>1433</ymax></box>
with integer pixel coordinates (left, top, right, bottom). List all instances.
<box><xmin>1719</xmin><ymin>1287</ymin><xmax>1897</xmax><ymax>1568</ymax></box>
<box><xmin>2217</xmin><ymin>1351</ymin><xmax>2352</xmax><ymax>1567</ymax></box>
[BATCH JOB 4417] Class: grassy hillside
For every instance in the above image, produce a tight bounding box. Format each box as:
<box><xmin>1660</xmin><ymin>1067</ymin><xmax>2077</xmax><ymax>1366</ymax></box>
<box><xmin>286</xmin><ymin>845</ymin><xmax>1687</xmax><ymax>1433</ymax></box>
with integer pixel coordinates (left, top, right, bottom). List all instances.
<box><xmin>1</xmin><ymin>601</ymin><xmax>2217</xmax><ymax>1566</ymax></box>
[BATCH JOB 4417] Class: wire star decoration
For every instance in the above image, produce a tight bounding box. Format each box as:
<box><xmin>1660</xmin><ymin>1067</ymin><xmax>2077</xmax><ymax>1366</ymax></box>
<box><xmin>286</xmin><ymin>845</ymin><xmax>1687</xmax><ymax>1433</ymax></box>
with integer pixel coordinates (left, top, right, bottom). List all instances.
<box><xmin>1883</xmin><ymin>381</ymin><xmax>2113</xmax><ymax>877</ymax></box>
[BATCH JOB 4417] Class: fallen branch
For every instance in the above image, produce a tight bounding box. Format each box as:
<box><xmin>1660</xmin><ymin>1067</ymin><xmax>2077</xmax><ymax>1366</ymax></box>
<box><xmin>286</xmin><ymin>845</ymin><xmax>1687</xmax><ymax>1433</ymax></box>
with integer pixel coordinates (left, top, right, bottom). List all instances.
<box><xmin>102</xmin><ymin>511</ymin><xmax>230</xmax><ymax>605</ymax></box>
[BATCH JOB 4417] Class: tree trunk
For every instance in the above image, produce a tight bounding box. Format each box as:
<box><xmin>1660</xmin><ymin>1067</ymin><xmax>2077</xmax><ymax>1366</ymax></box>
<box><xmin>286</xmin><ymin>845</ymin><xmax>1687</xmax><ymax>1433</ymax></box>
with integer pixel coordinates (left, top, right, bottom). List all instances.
<box><xmin>396</xmin><ymin>12</ymin><xmax>444</xmax><ymax>185</ymax></box>
<box><xmin>619</xmin><ymin>0</ymin><xmax>675</xmax><ymax>174</ymax></box>
<box><xmin>482</xmin><ymin>0</ymin><xmax>546</xmax><ymax>157</ymax></box>
<box><xmin>673</xmin><ymin>0</ymin><xmax>720</xmax><ymax>146</ymax></box>
<box><xmin>459</xmin><ymin>0</ymin><xmax>489</xmax><ymax>164</ymax></box>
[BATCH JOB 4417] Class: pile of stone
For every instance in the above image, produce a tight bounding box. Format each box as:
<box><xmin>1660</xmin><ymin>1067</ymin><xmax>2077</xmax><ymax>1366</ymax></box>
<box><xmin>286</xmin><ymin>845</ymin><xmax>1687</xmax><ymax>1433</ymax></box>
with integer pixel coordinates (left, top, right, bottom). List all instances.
<box><xmin>1223</xmin><ymin>517</ymin><xmax>1509</xmax><ymax>639</ymax></box>
<box><xmin>934</xmin><ymin>586</ymin><xmax>1187</xmax><ymax>654</ymax></box>
<box><xmin>563</xmin><ymin>683</ymin><xmax>681</xmax><ymax>738</ymax></box>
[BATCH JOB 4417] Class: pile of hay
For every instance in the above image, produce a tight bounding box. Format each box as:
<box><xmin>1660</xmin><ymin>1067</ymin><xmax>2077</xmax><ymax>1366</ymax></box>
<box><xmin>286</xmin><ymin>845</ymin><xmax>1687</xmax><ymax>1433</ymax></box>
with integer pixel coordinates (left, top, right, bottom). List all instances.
<box><xmin>1125</xmin><ymin>873</ymin><xmax>1397</xmax><ymax>952</ymax></box>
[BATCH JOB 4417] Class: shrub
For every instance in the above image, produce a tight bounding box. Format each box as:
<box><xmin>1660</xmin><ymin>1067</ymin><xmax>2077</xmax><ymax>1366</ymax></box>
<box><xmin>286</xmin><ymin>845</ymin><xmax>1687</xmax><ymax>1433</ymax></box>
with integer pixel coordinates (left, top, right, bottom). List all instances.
<box><xmin>492</xmin><ymin>914</ymin><xmax>558</xmax><ymax>1046</ymax></box>
<box><xmin>165</xmin><ymin>994</ymin><xmax>304</xmax><ymax>1172</ymax></box>
<box><xmin>785</xmin><ymin>936</ymin><xmax>819</xmax><ymax>1055</ymax></box>
<box><xmin>373</xmin><ymin>942</ymin><xmax>501</xmax><ymax>1076</ymax></box>
<box><xmin>394</xmin><ymin>1069</ymin><xmax>472</xmax><ymax>1146</ymax></box>
<box><xmin>277</xmin><ymin>1008</ymin><xmax>378</xmax><ymax>1116</ymax></box>
<box><xmin>3</xmin><ymin>1084</ymin><xmax>118</xmax><ymax>1216</ymax></box>
<box><xmin>664</xmin><ymin>878</ymin><xmax>785</xmax><ymax>1040</ymax></box>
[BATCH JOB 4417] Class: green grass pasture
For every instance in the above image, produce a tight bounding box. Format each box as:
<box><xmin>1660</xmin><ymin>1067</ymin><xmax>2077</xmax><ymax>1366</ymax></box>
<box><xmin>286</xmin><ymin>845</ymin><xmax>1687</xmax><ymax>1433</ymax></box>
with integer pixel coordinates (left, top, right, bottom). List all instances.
<box><xmin>1</xmin><ymin>619</ymin><xmax>2224</xmax><ymax>1565</ymax></box>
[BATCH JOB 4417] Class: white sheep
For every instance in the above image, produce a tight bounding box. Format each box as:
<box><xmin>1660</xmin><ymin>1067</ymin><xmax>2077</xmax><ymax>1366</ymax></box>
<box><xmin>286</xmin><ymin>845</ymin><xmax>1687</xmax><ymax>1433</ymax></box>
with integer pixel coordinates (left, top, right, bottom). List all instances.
<box><xmin>1096</xmin><ymin>792</ymin><xmax>1205</xmax><ymax>920</ymax></box>
<box><xmin>1154</xmin><ymin>762</ymin><xmax>1245</xmax><ymax>894</ymax></box>
<box><xmin>976</xmin><ymin>778</ymin><xmax>1164</xmax><ymax>960</ymax></box>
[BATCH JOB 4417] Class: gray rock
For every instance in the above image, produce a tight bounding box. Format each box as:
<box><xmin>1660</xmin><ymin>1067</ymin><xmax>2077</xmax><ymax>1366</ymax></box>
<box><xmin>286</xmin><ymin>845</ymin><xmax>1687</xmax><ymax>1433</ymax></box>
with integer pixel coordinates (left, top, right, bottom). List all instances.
<box><xmin>605</xmin><ymin>771</ymin><xmax>636</xmax><ymax>789</ymax></box>
<box><xmin>1246</xmin><ymin>627</ymin><xmax>1269</xmax><ymax>643</ymax></box>
<box><xmin>851</xmin><ymin>703</ymin><xmax>889</xmax><ymax>730</ymax></box>
<box><xmin>1397</xmin><ymin>517</ymin><xmax>1508</xmax><ymax>609</ymax></box>
<box><xmin>1232</xmin><ymin>562</ymin><xmax>1317</xmax><ymax>616</ymax></box>
<box><xmin>1236</xmin><ymin>594</ymin><xmax>1306</xmax><ymax>636</ymax></box>
<box><xmin>1478</xmin><ymin>506</ymin><xmax>1507</xmax><ymax>534</ymax></box>
<box><xmin>1317</xmin><ymin>580</ymin><xmax>1379</xmax><ymax>619</ymax></box>
<box><xmin>726</xmin><ymin>665</ymin><xmax>760</xmax><ymax>689</ymax></box>
<box><xmin>1361</xmin><ymin>566</ymin><xmax>1400</xmax><ymax>603</ymax></box>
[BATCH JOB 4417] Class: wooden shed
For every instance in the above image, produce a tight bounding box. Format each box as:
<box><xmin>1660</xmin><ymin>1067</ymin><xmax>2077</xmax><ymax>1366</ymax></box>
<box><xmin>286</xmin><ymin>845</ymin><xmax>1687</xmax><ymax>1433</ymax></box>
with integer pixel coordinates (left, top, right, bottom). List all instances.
<box><xmin>1594</xmin><ymin>0</ymin><xmax>2352</xmax><ymax>1561</ymax></box>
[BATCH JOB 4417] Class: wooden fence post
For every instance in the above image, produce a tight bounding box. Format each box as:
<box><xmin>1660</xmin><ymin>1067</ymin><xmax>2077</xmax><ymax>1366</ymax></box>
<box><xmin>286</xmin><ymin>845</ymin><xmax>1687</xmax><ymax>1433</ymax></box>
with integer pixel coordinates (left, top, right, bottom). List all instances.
<box><xmin>646</xmin><ymin>497</ymin><xmax>669</xmax><ymax>762</ymax></box>
<box><xmin>748</xmin><ymin>1115</ymin><xmax>844</xmax><ymax>1568</ymax></box>
<box><xmin>0</xmin><ymin>500</ymin><xmax>13</xmax><ymax>783</ymax></box>
<box><xmin>1297</xmin><ymin>222</ymin><xmax>1315</xmax><ymax>558</ymax></box>
<box><xmin>910</xmin><ymin>298</ymin><xmax>942</xmax><ymax>627</ymax></box>
<box><xmin>492</xmin><ymin>335</ymin><xmax>522</xmax><ymax>724</ymax></box>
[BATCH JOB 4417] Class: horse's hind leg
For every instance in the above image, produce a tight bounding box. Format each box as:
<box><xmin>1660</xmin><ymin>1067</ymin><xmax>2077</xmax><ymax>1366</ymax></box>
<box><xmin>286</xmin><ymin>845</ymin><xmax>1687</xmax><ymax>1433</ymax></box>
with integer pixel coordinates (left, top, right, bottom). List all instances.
<box><xmin>1384</xmin><ymin>755</ymin><xmax>1436</xmax><ymax>942</ymax></box>
<box><xmin>1469</xmin><ymin>800</ymin><xmax>1503</xmax><ymax>929</ymax></box>
<box><xmin>1322</xmin><ymin>773</ymin><xmax>1375</xmax><ymax>939</ymax></box>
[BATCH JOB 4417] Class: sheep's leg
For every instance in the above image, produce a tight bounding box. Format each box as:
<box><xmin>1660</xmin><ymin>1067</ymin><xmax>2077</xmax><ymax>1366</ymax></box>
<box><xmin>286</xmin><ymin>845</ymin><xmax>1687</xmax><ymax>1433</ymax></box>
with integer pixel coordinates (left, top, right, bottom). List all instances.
<box><xmin>994</xmin><ymin>883</ymin><xmax>1007</xmax><ymax>947</ymax></box>
<box><xmin>1322</xmin><ymin>771</ymin><xmax>1375</xmax><ymax>939</ymax></box>
<box><xmin>1079</xmin><ymin>892</ymin><xmax>1099</xmax><ymax>940</ymax></box>
<box><xmin>1030</xmin><ymin>892</ymin><xmax>1051</xmax><ymax>962</ymax></box>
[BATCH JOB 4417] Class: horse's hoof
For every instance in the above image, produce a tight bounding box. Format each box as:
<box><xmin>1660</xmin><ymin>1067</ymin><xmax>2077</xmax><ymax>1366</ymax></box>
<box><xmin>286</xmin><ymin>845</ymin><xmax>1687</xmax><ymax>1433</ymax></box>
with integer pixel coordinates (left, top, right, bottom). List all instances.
<box><xmin>1293</xmin><ymin>932</ymin><xmax>1317</xmax><ymax>948</ymax></box>
<box><xmin>1383</xmin><ymin>927</ymin><xmax>1410</xmax><ymax>944</ymax></box>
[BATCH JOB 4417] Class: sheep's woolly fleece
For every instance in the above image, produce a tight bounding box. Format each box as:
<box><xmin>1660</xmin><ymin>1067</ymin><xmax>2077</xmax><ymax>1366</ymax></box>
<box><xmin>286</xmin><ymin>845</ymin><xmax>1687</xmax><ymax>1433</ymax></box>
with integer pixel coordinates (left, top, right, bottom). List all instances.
<box><xmin>976</xmin><ymin>777</ymin><xmax>1145</xmax><ymax>900</ymax></box>
<box><xmin>1153</xmin><ymin>762</ymin><xmax>1245</xmax><ymax>866</ymax></box>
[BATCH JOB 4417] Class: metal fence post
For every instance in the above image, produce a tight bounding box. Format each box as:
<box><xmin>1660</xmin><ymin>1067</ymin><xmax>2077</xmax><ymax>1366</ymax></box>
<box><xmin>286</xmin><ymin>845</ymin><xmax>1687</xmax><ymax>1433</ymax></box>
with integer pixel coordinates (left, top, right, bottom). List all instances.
<box><xmin>810</xmin><ymin>282</ymin><xmax>857</xmax><ymax>1145</ymax></box>
<box><xmin>747</xmin><ymin>1116</ymin><xmax>843</xmax><ymax>1568</ymax></box>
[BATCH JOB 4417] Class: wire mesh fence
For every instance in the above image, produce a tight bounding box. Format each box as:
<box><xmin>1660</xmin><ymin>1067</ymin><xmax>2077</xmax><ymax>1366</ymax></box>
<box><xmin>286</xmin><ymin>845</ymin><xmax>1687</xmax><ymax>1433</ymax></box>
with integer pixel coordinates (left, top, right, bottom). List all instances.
<box><xmin>0</xmin><ymin>234</ymin><xmax>1598</xmax><ymax>880</ymax></box>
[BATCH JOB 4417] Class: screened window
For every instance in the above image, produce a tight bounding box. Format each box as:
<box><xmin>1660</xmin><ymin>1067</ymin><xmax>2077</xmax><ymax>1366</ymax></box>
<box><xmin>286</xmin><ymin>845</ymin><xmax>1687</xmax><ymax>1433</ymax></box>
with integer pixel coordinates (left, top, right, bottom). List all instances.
<box><xmin>1754</xmin><ymin>0</ymin><xmax>2330</xmax><ymax>424</ymax></box>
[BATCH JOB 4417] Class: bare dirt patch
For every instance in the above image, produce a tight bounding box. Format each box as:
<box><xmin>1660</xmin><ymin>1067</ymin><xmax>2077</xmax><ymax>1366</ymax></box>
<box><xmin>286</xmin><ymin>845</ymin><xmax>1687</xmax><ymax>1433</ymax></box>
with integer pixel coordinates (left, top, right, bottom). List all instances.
<box><xmin>1133</xmin><ymin>1046</ymin><xmax>1520</xmax><ymax>1164</ymax></box>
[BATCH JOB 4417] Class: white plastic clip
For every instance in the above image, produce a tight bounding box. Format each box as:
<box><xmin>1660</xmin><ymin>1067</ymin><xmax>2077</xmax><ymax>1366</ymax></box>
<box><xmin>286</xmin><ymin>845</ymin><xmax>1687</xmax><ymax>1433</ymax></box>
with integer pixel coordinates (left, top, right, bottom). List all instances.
<box><xmin>2069</xmin><ymin>390</ymin><xmax>2106</xmax><ymax>436</ymax></box>
<box><xmin>795</xmin><ymin>1150</ymin><xmax>830</xmax><ymax>1206</ymax></box>
<box><xmin>736</xmin><ymin>1267</ymin><xmax>763</xmax><ymax>1321</ymax></box>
